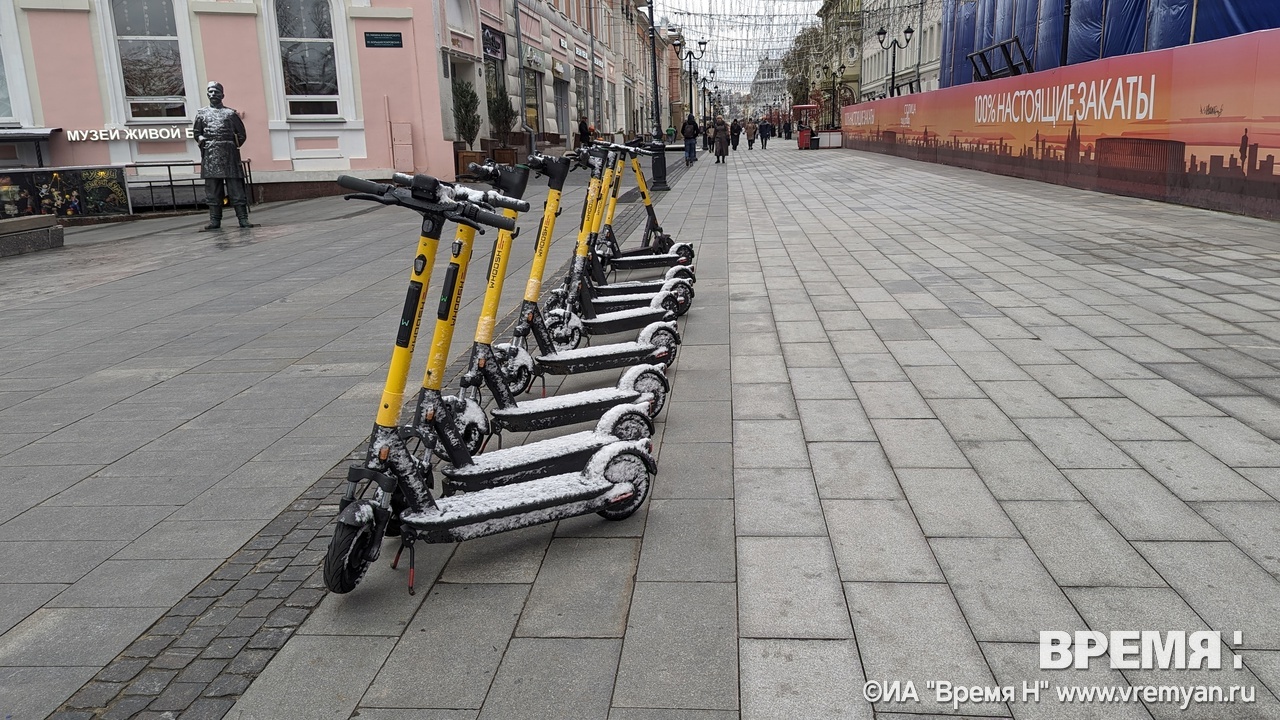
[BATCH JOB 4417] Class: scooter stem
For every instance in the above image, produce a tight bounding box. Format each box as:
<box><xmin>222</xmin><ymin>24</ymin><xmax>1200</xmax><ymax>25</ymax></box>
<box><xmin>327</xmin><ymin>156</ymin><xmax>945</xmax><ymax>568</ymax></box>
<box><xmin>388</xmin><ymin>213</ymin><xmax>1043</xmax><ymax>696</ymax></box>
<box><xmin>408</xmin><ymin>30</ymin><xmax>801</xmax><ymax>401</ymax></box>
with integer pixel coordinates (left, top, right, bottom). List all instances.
<box><xmin>423</xmin><ymin>224</ymin><xmax>477</xmax><ymax>392</ymax></box>
<box><xmin>376</xmin><ymin>216</ymin><xmax>445</xmax><ymax>427</ymax></box>
<box><xmin>523</xmin><ymin>156</ymin><xmax>571</xmax><ymax>303</ymax></box>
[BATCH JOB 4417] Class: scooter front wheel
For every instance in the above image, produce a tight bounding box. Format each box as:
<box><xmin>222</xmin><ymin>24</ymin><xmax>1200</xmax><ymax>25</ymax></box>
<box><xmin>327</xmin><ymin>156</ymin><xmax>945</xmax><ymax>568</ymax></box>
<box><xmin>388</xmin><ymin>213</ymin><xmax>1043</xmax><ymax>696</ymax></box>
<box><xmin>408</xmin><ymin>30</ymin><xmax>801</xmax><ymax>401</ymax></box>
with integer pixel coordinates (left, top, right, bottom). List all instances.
<box><xmin>631</xmin><ymin>369</ymin><xmax>668</xmax><ymax>418</ymax></box>
<box><xmin>597</xmin><ymin>450</ymin><xmax>652</xmax><ymax>521</ymax></box>
<box><xmin>323</xmin><ymin>521</ymin><xmax>375</xmax><ymax>593</ymax></box>
<box><xmin>546</xmin><ymin>316</ymin><xmax>583</xmax><ymax>353</ymax></box>
<box><xmin>647</xmin><ymin>327</ymin><xmax>679</xmax><ymax>368</ymax></box>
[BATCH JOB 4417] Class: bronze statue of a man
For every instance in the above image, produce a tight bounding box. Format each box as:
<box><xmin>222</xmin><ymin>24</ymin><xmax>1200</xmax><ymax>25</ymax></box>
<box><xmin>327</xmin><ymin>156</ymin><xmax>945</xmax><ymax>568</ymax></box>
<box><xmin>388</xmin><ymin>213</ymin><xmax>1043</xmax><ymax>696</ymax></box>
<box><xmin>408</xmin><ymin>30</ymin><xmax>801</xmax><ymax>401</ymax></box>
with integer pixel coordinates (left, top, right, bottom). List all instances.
<box><xmin>194</xmin><ymin>81</ymin><xmax>251</xmax><ymax>229</ymax></box>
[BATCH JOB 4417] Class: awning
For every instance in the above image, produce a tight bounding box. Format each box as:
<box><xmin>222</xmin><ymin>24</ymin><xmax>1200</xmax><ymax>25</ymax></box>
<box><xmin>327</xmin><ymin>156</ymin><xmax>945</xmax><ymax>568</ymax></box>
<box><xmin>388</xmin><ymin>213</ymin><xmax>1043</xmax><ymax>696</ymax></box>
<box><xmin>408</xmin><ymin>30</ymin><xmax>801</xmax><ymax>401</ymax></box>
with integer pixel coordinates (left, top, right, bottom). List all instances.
<box><xmin>0</xmin><ymin>128</ymin><xmax>62</xmax><ymax>167</ymax></box>
<box><xmin>791</xmin><ymin>104</ymin><xmax>819</xmax><ymax>111</ymax></box>
<box><xmin>0</xmin><ymin>128</ymin><xmax>62</xmax><ymax>141</ymax></box>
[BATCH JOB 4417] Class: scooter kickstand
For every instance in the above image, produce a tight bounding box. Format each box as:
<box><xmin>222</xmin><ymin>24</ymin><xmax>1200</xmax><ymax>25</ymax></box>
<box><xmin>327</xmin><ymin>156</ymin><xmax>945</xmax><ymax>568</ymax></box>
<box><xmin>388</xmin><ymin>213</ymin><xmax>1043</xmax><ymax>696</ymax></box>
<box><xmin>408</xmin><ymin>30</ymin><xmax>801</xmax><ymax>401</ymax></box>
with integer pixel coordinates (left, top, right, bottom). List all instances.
<box><xmin>391</xmin><ymin>541</ymin><xmax>405</xmax><ymax>570</ymax></box>
<box><xmin>406</xmin><ymin>541</ymin><xmax>417</xmax><ymax>595</ymax></box>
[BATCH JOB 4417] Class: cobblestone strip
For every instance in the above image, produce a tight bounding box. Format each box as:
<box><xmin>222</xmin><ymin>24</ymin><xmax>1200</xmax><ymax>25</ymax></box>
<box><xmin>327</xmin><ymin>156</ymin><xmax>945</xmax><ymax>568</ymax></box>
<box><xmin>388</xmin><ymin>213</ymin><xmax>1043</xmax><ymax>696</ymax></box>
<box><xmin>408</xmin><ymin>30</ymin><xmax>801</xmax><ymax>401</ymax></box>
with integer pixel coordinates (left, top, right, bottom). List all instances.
<box><xmin>49</xmin><ymin>156</ymin><xmax>688</xmax><ymax>720</ymax></box>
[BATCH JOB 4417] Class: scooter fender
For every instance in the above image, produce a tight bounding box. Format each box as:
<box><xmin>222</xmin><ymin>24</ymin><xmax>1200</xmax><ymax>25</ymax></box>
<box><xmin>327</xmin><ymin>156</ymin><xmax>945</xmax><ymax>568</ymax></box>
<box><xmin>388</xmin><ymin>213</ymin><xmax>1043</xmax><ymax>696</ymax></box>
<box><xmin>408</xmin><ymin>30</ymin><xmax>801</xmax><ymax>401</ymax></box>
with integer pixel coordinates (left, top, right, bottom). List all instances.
<box><xmin>617</xmin><ymin>363</ymin><xmax>669</xmax><ymax>393</ymax></box>
<box><xmin>585</xmin><ymin>438</ymin><xmax>658</xmax><ymax>481</ymax></box>
<box><xmin>663</xmin><ymin>265</ymin><xmax>696</xmax><ymax>283</ymax></box>
<box><xmin>637</xmin><ymin>321</ymin><xmax>681</xmax><ymax>347</ymax></box>
<box><xmin>336</xmin><ymin>499</ymin><xmax>377</xmax><ymax>528</ymax></box>
<box><xmin>595</xmin><ymin>400</ymin><xmax>655</xmax><ymax>439</ymax></box>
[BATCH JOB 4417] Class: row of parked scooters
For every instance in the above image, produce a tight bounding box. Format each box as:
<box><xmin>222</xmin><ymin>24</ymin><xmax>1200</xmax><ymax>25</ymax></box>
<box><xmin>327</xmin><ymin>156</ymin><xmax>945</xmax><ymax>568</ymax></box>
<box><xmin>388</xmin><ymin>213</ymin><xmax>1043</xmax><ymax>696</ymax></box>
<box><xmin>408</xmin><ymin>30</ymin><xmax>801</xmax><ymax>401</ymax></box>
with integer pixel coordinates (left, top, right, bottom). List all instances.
<box><xmin>324</xmin><ymin>142</ymin><xmax>696</xmax><ymax>594</ymax></box>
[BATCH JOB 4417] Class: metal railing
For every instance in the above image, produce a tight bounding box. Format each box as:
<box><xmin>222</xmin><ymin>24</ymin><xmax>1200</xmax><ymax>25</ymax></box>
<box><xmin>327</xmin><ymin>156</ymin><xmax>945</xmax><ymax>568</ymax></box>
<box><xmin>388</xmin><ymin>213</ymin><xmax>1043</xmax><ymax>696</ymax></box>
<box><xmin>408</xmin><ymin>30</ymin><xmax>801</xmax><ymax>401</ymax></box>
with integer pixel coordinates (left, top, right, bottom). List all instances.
<box><xmin>125</xmin><ymin>159</ymin><xmax>254</xmax><ymax>213</ymax></box>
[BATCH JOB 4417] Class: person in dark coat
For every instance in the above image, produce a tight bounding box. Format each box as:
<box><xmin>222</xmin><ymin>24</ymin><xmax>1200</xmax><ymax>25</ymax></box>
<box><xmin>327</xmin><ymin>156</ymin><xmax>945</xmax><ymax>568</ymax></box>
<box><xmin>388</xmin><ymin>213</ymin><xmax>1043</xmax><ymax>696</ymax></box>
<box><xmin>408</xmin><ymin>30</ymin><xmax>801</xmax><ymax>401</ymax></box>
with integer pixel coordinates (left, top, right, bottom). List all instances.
<box><xmin>578</xmin><ymin>116</ymin><xmax>591</xmax><ymax>149</ymax></box>
<box><xmin>194</xmin><ymin>81</ymin><xmax>250</xmax><ymax>230</ymax></box>
<box><xmin>680</xmin><ymin>114</ymin><xmax>700</xmax><ymax>166</ymax></box>
<box><xmin>729</xmin><ymin>119</ymin><xmax>742</xmax><ymax>151</ymax></box>
<box><xmin>759</xmin><ymin>120</ymin><xmax>772</xmax><ymax>149</ymax></box>
<box><xmin>783</xmin><ymin>120</ymin><xmax>792</xmax><ymax>140</ymax></box>
<box><xmin>713</xmin><ymin>116</ymin><xmax>730</xmax><ymax>163</ymax></box>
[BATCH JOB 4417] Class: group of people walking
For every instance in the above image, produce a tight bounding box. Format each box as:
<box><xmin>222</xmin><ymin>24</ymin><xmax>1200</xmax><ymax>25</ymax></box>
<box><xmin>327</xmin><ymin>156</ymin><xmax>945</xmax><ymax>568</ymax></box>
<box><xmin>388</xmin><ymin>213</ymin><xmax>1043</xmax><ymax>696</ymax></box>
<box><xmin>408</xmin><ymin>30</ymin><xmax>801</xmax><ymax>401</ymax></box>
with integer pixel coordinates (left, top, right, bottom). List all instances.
<box><xmin>679</xmin><ymin>114</ymin><xmax>793</xmax><ymax>165</ymax></box>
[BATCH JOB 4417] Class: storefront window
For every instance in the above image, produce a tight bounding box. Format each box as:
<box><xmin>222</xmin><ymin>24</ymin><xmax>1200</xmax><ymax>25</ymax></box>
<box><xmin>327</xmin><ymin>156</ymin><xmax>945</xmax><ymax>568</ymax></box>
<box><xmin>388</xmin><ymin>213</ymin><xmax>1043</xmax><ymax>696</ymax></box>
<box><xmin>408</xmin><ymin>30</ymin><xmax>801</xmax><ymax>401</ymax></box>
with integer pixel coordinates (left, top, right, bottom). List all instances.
<box><xmin>274</xmin><ymin>0</ymin><xmax>339</xmax><ymax>116</ymax></box>
<box><xmin>574</xmin><ymin>67</ymin><xmax>588</xmax><ymax>123</ymax></box>
<box><xmin>485</xmin><ymin>58</ymin><xmax>505</xmax><ymax>100</ymax></box>
<box><xmin>523</xmin><ymin>69</ymin><xmax>541</xmax><ymax>134</ymax></box>
<box><xmin>111</xmin><ymin>0</ymin><xmax>186</xmax><ymax>119</ymax></box>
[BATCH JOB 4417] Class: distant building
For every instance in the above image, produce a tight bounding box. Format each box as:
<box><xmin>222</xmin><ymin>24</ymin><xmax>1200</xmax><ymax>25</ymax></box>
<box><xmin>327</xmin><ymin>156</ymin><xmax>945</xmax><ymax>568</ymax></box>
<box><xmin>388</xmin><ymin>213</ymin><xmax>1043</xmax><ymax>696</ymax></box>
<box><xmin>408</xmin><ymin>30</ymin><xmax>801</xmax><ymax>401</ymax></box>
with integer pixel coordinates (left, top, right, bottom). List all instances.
<box><xmin>860</xmin><ymin>0</ymin><xmax>943</xmax><ymax>99</ymax></box>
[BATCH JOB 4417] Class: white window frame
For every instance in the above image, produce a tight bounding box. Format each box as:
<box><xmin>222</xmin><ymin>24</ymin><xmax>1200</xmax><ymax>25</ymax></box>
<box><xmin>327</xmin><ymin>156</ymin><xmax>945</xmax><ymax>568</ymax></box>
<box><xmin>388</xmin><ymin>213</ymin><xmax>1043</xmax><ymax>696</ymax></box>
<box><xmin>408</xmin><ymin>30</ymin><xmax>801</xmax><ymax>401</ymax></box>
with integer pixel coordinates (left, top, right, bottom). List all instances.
<box><xmin>262</xmin><ymin>0</ymin><xmax>353</xmax><ymax>121</ymax></box>
<box><xmin>0</xmin><ymin>0</ymin><xmax>32</xmax><ymax>126</ymax></box>
<box><xmin>95</xmin><ymin>0</ymin><xmax>198</xmax><ymax>126</ymax></box>
<box><xmin>102</xmin><ymin>0</ymin><xmax>195</xmax><ymax>122</ymax></box>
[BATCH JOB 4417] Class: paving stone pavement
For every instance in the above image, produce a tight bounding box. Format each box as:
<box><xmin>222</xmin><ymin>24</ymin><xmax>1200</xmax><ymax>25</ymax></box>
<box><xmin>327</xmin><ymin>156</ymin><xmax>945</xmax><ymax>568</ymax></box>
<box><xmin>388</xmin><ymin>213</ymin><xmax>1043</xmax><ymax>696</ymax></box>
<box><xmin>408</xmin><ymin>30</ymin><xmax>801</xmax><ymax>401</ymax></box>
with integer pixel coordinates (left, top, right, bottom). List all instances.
<box><xmin>5</xmin><ymin>144</ymin><xmax>1280</xmax><ymax>718</ymax></box>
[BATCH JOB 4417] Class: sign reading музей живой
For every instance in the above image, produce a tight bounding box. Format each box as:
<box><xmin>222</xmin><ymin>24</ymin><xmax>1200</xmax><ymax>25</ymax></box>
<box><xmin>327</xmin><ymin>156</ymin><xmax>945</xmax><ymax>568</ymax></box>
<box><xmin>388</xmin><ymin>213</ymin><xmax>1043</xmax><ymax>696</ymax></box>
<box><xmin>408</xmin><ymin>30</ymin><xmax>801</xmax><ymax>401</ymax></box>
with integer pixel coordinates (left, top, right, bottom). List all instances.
<box><xmin>841</xmin><ymin>28</ymin><xmax>1280</xmax><ymax>220</ymax></box>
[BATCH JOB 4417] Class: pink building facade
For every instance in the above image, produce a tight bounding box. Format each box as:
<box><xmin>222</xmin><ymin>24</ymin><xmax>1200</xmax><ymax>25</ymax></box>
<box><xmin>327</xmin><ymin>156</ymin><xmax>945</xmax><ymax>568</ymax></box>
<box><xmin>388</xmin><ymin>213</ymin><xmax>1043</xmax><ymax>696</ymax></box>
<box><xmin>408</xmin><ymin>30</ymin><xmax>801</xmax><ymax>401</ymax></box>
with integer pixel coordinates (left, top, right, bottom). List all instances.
<box><xmin>0</xmin><ymin>0</ymin><xmax>456</xmax><ymax>206</ymax></box>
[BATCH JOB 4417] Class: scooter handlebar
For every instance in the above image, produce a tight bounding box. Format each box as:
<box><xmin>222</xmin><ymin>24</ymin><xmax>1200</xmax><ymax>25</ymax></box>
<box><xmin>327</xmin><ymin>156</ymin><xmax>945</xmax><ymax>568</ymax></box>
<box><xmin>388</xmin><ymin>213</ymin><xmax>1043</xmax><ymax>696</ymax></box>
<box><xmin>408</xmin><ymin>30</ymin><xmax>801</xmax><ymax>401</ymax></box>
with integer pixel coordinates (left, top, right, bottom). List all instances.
<box><xmin>336</xmin><ymin>175</ymin><xmax>392</xmax><ymax>195</ymax></box>
<box><xmin>456</xmin><ymin>203</ymin><xmax>518</xmax><ymax>232</ymax></box>
<box><xmin>590</xmin><ymin>140</ymin><xmax>655</xmax><ymax>156</ymax></box>
<box><xmin>450</xmin><ymin>185</ymin><xmax>531</xmax><ymax>213</ymax></box>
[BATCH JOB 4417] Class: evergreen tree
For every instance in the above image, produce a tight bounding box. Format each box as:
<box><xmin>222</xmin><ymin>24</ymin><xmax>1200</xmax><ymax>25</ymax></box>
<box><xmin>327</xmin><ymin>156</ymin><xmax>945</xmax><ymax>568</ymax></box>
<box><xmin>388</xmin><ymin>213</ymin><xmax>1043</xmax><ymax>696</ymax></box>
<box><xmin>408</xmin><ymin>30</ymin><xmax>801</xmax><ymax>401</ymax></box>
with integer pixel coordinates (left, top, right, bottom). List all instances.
<box><xmin>452</xmin><ymin>78</ymin><xmax>482</xmax><ymax>149</ymax></box>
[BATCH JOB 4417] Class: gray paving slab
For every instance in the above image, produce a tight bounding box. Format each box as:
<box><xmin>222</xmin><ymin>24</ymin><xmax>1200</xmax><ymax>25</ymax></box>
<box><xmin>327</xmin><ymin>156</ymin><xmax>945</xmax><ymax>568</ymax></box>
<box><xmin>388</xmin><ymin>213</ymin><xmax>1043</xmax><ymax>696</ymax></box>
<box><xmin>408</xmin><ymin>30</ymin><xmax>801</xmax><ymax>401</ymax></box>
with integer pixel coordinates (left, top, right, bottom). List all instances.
<box><xmin>226</xmin><ymin>635</ymin><xmax>396</xmax><ymax>720</ymax></box>
<box><xmin>897</xmin><ymin>469</ymin><xmax>1020</xmax><ymax>537</ymax></box>
<box><xmin>1002</xmin><ymin>501</ymin><xmax>1165</xmax><ymax>587</ymax></box>
<box><xmin>873</xmin><ymin>419</ymin><xmax>972</xmax><ymax>469</ymax></box>
<box><xmin>735</xmin><ymin>468</ymin><xmax>827</xmax><ymax>536</ymax></box>
<box><xmin>637</xmin><ymin>499</ymin><xmax>736</xmax><ymax>582</ymax></box>
<box><xmin>0</xmin><ymin>607</ymin><xmax>163</xmax><ymax>666</ymax></box>
<box><xmin>361</xmin><ymin>583</ymin><xmax>528</xmax><ymax>709</ymax></box>
<box><xmin>1064</xmin><ymin>470</ymin><xmax>1225</xmax><ymax>541</ymax></box>
<box><xmin>1117</xmin><ymin>440</ymin><xmax>1271</xmax><ymax>501</ymax></box>
<box><xmin>930</xmin><ymin>538</ymin><xmax>1086</xmax><ymax>642</ymax></box>
<box><xmin>981</xmin><ymin>641</ymin><xmax>1153</xmax><ymax>720</ymax></box>
<box><xmin>824</xmin><ymin>499</ymin><xmax>944</xmax><ymax>582</ymax></box>
<box><xmin>959</xmin><ymin>441</ymin><xmax>1081</xmax><ymax>501</ymax></box>
<box><xmin>516</xmin><ymin>538</ymin><xmax>639</xmax><ymax>638</ymax></box>
<box><xmin>733</xmin><ymin>419</ymin><xmax>811</xmax><ymax>468</ymax></box>
<box><xmin>738</xmin><ymin>536</ymin><xmax>852</xmax><ymax>639</ymax></box>
<box><xmin>739</xmin><ymin>638</ymin><xmax>871</xmax><ymax>720</ymax></box>
<box><xmin>612</xmin><ymin>581</ymin><xmax>738</xmax><ymax>711</ymax></box>
<box><xmin>478</xmin><ymin>638</ymin><xmax>621</xmax><ymax>720</ymax></box>
<box><xmin>844</xmin><ymin>581</ymin><xmax>1006</xmax><ymax>717</ymax></box>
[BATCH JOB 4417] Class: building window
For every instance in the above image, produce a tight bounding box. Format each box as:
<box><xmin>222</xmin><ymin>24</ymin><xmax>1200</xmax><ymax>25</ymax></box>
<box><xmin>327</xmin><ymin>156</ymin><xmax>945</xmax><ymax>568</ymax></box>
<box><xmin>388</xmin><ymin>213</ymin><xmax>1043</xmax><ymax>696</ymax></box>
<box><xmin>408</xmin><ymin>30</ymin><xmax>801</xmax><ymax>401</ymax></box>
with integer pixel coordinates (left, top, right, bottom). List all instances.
<box><xmin>112</xmin><ymin>0</ymin><xmax>186</xmax><ymax>119</ymax></box>
<box><xmin>0</xmin><ymin>40</ymin><xmax>11</xmax><ymax>119</ymax></box>
<box><xmin>485</xmin><ymin>57</ymin><xmax>505</xmax><ymax>100</ymax></box>
<box><xmin>275</xmin><ymin>0</ymin><xmax>339</xmax><ymax>116</ymax></box>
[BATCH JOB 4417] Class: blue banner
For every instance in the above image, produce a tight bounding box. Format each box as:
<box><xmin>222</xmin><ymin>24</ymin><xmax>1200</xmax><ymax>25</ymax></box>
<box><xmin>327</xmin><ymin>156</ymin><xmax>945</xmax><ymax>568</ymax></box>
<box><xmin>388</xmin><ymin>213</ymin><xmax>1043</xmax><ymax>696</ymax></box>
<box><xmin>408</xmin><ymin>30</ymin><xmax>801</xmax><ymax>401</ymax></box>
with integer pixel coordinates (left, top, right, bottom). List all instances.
<box><xmin>1035</xmin><ymin>0</ymin><xmax>1064</xmax><ymax>70</ymax></box>
<box><xmin>941</xmin><ymin>0</ymin><xmax>957</xmax><ymax>86</ymax></box>
<box><xmin>1194</xmin><ymin>0</ymin><xmax>1280</xmax><ymax>42</ymax></box>
<box><xmin>1066</xmin><ymin>0</ymin><xmax>1104</xmax><ymax>63</ymax></box>
<box><xmin>955</xmin><ymin>1</ymin><xmax>979</xmax><ymax>85</ymax></box>
<box><xmin>1104</xmin><ymin>0</ymin><xmax>1148</xmax><ymax>56</ymax></box>
<box><xmin>1015</xmin><ymin>0</ymin><xmax>1040</xmax><ymax>67</ymax></box>
<box><xmin>1147</xmin><ymin>0</ymin><xmax>1191</xmax><ymax>49</ymax></box>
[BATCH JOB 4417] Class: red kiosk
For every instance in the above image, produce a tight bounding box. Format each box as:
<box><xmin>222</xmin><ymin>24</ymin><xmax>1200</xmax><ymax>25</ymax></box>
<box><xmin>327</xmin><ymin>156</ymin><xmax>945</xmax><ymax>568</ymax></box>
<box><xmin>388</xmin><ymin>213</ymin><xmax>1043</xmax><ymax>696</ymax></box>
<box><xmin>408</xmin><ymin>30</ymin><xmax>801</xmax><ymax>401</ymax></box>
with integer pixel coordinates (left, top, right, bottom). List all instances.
<box><xmin>792</xmin><ymin>104</ymin><xmax>819</xmax><ymax>149</ymax></box>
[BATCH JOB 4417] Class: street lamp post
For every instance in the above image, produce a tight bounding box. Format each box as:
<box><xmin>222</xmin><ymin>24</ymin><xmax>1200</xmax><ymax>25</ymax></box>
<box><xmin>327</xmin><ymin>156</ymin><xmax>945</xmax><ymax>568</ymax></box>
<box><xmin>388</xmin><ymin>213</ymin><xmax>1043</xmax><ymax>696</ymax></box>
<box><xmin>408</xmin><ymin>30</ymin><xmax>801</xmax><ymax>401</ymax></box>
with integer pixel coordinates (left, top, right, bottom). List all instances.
<box><xmin>822</xmin><ymin>64</ymin><xmax>846</xmax><ymax>130</ymax></box>
<box><xmin>876</xmin><ymin>25</ymin><xmax>915</xmax><ymax>98</ymax></box>
<box><xmin>699</xmin><ymin>76</ymin><xmax>710</xmax><ymax>119</ymax></box>
<box><xmin>639</xmin><ymin>0</ymin><xmax>668</xmax><ymax>189</ymax></box>
<box><xmin>673</xmin><ymin>37</ymin><xmax>707</xmax><ymax>122</ymax></box>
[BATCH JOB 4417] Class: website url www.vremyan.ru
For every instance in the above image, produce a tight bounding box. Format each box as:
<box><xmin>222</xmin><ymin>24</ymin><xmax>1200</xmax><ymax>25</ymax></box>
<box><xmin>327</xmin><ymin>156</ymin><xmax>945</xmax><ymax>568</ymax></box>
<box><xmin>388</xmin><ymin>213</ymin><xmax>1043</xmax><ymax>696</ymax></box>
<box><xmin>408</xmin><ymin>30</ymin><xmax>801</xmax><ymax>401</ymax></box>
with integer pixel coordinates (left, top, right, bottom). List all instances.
<box><xmin>1057</xmin><ymin>683</ymin><xmax>1256</xmax><ymax>709</ymax></box>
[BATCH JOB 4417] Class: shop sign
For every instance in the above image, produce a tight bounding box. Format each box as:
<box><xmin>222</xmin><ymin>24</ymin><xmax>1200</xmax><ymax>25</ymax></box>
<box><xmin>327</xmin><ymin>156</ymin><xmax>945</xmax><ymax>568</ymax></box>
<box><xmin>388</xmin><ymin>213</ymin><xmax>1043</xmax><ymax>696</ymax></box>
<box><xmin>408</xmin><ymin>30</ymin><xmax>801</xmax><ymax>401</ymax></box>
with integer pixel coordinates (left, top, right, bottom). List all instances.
<box><xmin>523</xmin><ymin>47</ymin><xmax>546</xmax><ymax>70</ymax></box>
<box><xmin>364</xmin><ymin>32</ymin><xmax>403</xmax><ymax>48</ymax></box>
<box><xmin>574</xmin><ymin>47</ymin><xmax>589</xmax><ymax>61</ymax></box>
<box><xmin>66</xmin><ymin>126</ymin><xmax>194</xmax><ymax>142</ymax></box>
<box><xmin>594</xmin><ymin>56</ymin><xmax>604</xmax><ymax>69</ymax></box>
<box><xmin>559</xmin><ymin>38</ymin><xmax>568</xmax><ymax>50</ymax></box>
<box><xmin>481</xmin><ymin>24</ymin><xmax>506</xmax><ymax>60</ymax></box>
<box><xmin>552</xmin><ymin>60</ymin><xmax>567</xmax><ymax>76</ymax></box>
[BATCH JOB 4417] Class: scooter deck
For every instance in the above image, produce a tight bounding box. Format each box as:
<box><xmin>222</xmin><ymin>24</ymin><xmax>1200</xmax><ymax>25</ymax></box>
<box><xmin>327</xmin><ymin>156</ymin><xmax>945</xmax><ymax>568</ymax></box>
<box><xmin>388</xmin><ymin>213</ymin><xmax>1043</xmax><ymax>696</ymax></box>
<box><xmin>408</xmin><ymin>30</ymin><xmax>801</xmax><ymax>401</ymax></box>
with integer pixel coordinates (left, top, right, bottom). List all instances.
<box><xmin>490</xmin><ymin>386</ymin><xmax>643</xmax><ymax>432</ymax></box>
<box><xmin>592</xmin><ymin>279</ymin><xmax>670</xmax><ymax>296</ymax></box>
<box><xmin>441</xmin><ymin>430</ymin><xmax>613</xmax><ymax>490</ymax></box>
<box><xmin>403</xmin><ymin>471</ymin><xmax>633</xmax><ymax>543</ymax></box>
<box><xmin>582</xmin><ymin>306</ymin><xmax>671</xmax><ymax>336</ymax></box>
<box><xmin>536</xmin><ymin>341</ymin><xmax>669</xmax><ymax>375</ymax></box>
<box><xmin>591</xmin><ymin>292</ymin><xmax>665</xmax><ymax>313</ymax></box>
<box><xmin>607</xmin><ymin>253</ymin><xmax>691</xmax><ymax>271</ymax></box>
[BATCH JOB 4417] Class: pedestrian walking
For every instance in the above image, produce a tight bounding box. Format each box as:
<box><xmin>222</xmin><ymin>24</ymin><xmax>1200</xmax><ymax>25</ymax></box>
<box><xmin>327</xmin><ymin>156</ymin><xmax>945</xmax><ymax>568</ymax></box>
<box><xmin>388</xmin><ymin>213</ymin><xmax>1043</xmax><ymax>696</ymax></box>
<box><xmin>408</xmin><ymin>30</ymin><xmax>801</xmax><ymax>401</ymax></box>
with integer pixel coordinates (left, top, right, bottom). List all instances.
<box><xmin>730</xmin><ymin>118</ymin><xmax>742</xmax><ymax>151</ymax></box>
<box><xmin>783</xmin><ymin>120</ymin><xmax>792</xmax><ymax>140</ymax></box>
<box><xmin>759</xmin><ymin>120</ymin><xmax>772</xmax><ymax>149</ymax></box>
<box><xmin>680</xmin><ymin>114</ymin><xmax>700</xmax><ymax>166</ymax></box>
<box><xmin>578</xmin><ymin>116</ymin><xmax>591</xmax><ymax>149</ymax></box>
<box><xmin>745</xmin><ymin>119</ymin><xmax>759</xmax><ymax>149</ymax></box>
<box><xmin>703</xmin><ymin>120</ymin><xmax>713</xmax><ymax>152</ymax></box>
<box><xmin>713</xmin><ymin>115</ymin><xmax>730</xmax><ymax>163</ymax></box>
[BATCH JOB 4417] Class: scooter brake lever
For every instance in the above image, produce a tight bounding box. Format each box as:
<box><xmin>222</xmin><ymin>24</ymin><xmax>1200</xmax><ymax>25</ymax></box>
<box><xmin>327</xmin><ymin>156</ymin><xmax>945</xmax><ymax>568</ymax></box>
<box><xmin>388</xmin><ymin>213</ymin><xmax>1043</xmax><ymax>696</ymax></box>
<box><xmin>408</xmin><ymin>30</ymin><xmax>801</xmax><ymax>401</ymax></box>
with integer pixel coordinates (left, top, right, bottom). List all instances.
<box><xmin>344</xmin><ymin>192</ymin><xmax>396</xmax><ymax>205</ymax></box>
<box><xmin>446</xmin><ymin>213</ymin><xmax>486</xmax><ymax>234</ymax></box>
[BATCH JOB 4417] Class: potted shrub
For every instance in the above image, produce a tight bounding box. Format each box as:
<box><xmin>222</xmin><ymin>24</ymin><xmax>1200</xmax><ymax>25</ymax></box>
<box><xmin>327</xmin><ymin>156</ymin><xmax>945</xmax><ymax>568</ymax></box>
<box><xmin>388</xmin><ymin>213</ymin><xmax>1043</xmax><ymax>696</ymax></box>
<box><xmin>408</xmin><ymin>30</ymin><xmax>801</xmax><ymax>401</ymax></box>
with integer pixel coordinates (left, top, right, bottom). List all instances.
<box><xmin>453</xmin><ymin>77</ymin><xmax>485</xmax><ymax>176</ymax></box>
<box><xmin>487</xmin><ymin>91</ymin><xmax>520</xmax><ymax>167</ymax></box>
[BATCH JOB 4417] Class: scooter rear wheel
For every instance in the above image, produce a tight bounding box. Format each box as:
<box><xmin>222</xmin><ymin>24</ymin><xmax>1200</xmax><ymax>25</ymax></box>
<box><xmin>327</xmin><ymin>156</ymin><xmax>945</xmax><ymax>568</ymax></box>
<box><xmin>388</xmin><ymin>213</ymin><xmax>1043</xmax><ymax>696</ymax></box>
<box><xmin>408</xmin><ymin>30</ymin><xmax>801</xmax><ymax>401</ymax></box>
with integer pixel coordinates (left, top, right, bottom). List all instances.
<box><xmin>647</xmin><ymin>327</ymin><xmax>679</xmax><ymax>368</ymax></box>
<box><xmin>546</xmin><ymin>316</ymin><xmax>583</xmax><ymax>353</ymax></box>
<box><xmin>631</xmin><ymin>369</ymin><xmax>668</xmax><ymax>418</ymax></box>
<box><xmin>323</xmin><ymin>522</ymin><xmax>375</xmax><ymax>593</ymax></box>
<box><xmin>597</xmin><ymin>450</ymin><xmax>651</xmax><ymax>521</ymax></box>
